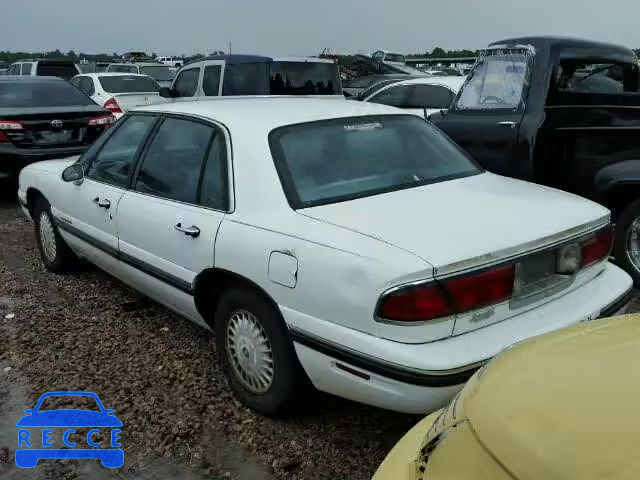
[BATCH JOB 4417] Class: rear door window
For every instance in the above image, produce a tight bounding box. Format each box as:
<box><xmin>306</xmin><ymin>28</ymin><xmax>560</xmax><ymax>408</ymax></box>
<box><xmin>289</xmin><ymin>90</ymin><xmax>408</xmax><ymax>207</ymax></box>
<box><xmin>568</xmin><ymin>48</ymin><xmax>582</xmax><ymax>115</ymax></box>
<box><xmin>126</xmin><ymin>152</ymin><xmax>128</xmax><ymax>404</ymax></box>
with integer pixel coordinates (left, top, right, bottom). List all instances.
<box><xmin>36</xmin><ymin>62</ymin><xmax>79</xmax><ymax>80</ymax></box>
<box><xmin>21</xmin><ymin>63</ymin><xmax>33</xmax><ymax>75</ymax></box>
<box><xmin>202</xmin><ymin>65</ymin><xmax>222</xmax><ymax>96</ymax></box>
<box><xmin>79</xmin><ymin>77</ymin><xmax>95</xmax><ymax>96</ymax></box>
<box><xmin>173</xmin><ymin>68</ymin><xmax>200</xmax><ymax>97</ymax></box>
<box><xmin>368</xmin><ymin>84</ymin><xmax>413</xmax><ymax>107</ymax></box>
<box><xmin>406</xmin><ymin>85</ymin><xmax>454</xmax><ymax>108</ymax></box>
<box><xmin>86</xmin><ymin>115</ymin><xmax>157</xmax><ymax>187</ymax></box>
<box><xmin>134</xmin><ymin>117</ymin><xmax>214</xmax><ymax>203</ymax></box>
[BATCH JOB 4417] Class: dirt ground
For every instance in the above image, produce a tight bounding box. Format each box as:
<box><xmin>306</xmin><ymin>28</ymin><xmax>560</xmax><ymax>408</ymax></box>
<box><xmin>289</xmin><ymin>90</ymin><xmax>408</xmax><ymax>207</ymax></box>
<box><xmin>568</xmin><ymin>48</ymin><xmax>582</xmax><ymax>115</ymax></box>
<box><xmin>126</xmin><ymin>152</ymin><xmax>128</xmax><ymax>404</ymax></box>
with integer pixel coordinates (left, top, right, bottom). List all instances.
<box><xmin>1</xmin><ymin>192</ymin><xmax>638</xmax><ymax>480</ymax></box>
<box><xmin>0</xmin><ymin>194</ymin><xmax>419</xmax><ymax>480</ymax></box>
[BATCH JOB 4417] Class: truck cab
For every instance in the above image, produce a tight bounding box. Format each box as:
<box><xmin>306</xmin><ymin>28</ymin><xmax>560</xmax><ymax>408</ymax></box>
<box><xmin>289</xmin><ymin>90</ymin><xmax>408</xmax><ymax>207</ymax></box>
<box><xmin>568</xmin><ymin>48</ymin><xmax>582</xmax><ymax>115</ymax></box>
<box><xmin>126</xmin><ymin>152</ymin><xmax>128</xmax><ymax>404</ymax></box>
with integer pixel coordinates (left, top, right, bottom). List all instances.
<box><xmin>159</xmin><ymin>54</ymin><xmax>343</xmax><ymax>99</ymax></box>
<box><xmin>433</xmin><ymin>36</ymin><xmax>640</xmax><ymax>282</ymax></box>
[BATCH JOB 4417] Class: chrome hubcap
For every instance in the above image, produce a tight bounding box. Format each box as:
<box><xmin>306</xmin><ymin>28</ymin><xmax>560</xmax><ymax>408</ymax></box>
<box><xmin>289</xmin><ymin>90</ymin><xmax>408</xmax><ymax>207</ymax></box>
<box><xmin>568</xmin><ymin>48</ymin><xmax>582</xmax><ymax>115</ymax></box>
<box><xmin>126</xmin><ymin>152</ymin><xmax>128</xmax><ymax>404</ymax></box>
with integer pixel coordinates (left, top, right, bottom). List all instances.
<box><xmin>39</xmin><ymin>212</ymin><xmax>57</xmax><ymax>262</ymax></box>
<box><xmin>226</xmin><ymin>309</ymin><xmax>274</xmax><ymax>393</ymax></box>
<box><xmin>626</xmin><ymin>217</ymin><xmax>640</xmax><ymax>273</ymax></box>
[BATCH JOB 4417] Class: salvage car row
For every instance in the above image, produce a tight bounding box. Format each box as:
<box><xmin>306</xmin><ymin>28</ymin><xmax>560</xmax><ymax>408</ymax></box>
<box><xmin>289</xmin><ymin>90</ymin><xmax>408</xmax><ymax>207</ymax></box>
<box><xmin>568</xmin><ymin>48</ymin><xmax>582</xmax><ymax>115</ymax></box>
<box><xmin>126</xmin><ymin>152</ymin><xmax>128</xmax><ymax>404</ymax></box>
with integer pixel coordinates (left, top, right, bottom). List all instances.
<box><xmin>3</xmin><ymin>35</ymin><xmax>640</xmax><ymax>479</ymax></box>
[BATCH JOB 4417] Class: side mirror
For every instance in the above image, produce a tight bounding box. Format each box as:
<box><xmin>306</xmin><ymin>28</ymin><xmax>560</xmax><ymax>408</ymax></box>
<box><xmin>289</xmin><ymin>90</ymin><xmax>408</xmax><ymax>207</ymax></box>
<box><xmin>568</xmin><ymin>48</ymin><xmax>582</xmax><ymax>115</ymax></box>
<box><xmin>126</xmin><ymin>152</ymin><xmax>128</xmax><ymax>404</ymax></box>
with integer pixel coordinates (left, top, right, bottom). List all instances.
<box><xmin>62</xmin><ymin>163</ymin><xmax>84</xmax><ymax>184</ymax></box>
<box><xmin>24</xmin><ymin>409</ymin><xmax>33</xmax><ymax>414</ymax></box>
<box><xmin>440</xmin><ymin>108</ymin><xmax>449</xmax><ymax>118</ymax></box>
<box><xmin>105</xmin><ymin>409</ymin><xmax>115</xmax><ymax>415</ymax></box>
<box><xmin>159</xmin><ymin>87</ymin><xmax>173</xmax><ymax>98</ymax></box>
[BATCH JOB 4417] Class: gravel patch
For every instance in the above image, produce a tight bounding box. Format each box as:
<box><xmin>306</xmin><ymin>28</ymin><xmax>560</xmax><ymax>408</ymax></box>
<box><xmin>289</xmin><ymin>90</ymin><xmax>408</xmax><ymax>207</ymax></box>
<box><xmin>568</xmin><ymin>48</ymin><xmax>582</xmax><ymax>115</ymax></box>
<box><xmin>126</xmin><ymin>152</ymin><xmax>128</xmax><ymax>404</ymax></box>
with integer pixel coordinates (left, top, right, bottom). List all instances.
<box><xmin>0</xmin><ymin>196</ymin><xmax>418</xmax><ymax>480</ymax></box>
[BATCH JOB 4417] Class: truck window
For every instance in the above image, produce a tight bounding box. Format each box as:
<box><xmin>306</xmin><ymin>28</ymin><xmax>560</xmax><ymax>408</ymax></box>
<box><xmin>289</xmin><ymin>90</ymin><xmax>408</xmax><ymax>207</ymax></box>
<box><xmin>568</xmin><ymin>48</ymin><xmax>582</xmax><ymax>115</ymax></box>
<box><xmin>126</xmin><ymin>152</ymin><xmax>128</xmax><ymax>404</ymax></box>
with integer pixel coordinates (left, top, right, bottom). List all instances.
<box><xmin>555</xmin><ymin>61</ymin><xmax>638</xmax><ymax>94</ymax></box>
<box><xmin>202</xmin><ymin>65</ymin><xmax>222</xmax><ymax>96</ymax></box>
<box><xmin>456</xmin><ymin>49</ymin><xmax>530</xmax><ymax>110</ymax></box>
<box><xmin>222</xmin><ymin>63</ymin><xmax>269</xmax><ymax>95</ymax></box>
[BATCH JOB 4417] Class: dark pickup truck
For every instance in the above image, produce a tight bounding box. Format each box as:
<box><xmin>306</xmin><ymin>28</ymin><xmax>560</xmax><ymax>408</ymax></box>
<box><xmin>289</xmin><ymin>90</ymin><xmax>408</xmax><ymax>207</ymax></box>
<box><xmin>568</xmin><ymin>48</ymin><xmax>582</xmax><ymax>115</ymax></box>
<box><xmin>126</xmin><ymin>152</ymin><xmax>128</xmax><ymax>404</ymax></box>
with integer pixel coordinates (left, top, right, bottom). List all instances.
<box><xmin>432</xmin><ymin>36</ymin><xmax>640</xmax><ymax>282</ymax></box>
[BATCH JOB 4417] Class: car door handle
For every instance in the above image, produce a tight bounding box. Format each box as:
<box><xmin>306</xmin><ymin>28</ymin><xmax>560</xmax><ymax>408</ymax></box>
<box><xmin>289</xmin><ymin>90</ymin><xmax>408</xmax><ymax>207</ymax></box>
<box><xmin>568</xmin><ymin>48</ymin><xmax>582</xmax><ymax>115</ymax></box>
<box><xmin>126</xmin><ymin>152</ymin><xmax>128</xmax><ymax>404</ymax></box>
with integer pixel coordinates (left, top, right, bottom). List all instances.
<box><xmin>497</xmin><ymin>121</ymin><xmax>518</xmax><ymax>129</ymax></box>
<box><xmin>174</xmin><ymin>223</ymin><xmax>200</xmax><ymax>238</ymax></box>
<box><xmin>93</xmin><ymin>197</ymin><xmax>111</xmax><ymax>209</ymax></box>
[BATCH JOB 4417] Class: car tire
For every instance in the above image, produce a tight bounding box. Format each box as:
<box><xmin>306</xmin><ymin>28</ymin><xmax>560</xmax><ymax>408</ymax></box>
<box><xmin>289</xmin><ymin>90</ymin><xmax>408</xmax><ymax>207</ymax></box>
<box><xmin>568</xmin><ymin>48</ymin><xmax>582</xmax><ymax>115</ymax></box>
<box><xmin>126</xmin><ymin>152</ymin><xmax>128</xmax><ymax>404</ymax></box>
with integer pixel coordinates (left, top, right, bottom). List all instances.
<box><xmin>214</xmin><ymin>287</ymin><xmax>308</xmax><ymax>416</ymax></box>
<box><xmin>614</xmin><ymin>198</ymin><xmax>640</xmax><ymax>285</ymax></box>
<box><xmin>33</xmin><ymin>197</ymin><xmax>78</xmax><ymax>272</ymax></box>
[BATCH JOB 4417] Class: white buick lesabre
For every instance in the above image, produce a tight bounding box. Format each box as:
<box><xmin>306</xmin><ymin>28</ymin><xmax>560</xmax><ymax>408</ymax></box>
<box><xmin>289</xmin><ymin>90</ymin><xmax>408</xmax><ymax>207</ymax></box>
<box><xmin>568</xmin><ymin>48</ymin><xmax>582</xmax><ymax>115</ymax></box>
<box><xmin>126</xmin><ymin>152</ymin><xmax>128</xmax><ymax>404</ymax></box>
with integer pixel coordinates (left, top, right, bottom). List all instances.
<box><xmin>17</xmin><ymin>97</ymin><xmax>633</xmax><ymax>416</ymax></box>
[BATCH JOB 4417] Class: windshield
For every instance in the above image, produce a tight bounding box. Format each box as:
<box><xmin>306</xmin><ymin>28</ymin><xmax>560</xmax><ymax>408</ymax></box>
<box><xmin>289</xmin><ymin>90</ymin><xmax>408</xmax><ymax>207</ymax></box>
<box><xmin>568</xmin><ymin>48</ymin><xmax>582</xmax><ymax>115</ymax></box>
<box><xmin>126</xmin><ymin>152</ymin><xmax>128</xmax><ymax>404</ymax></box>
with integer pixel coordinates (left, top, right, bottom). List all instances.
<box><xmin>140</xmin><ymin>65</ymin><xmax>175</xmax><ymax>81</ymax></box>
<box><xmin>99</xmin><ymin>75</ymin><xmax>160</xmax><ymax>93</ymax></box>
<box><xmin>37</xmin><ymin>395</ymin><xmax>101</xmax><ymax>412</ymax></box>
<box><xmin>0</xmin><ymin>81</ymin><xmax>95</xmax><ymax>107</ymax></box>
<box><xmin>269</xmin><ymin>115</ymin><xmax>480</xmax><ymax>208</ymax></box>
<box><xmin>456</xmin><ymin>49</ymin><xmax>530</xmax><ymax>110</ymax></box>
<box><xmin>384</xmin><ymin>53</ymin><xmax>406</xmax><ymax>63</ymax></box>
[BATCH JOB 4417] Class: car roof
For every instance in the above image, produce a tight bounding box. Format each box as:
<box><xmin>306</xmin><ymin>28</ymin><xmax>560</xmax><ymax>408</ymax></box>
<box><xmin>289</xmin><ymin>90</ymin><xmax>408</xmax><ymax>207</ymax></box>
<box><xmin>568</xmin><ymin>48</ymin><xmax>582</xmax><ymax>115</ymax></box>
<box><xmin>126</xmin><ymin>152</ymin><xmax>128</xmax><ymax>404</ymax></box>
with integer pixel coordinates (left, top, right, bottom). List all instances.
<box><xmin>76</xmin><ymin>72</ymin><xmax>150</xmax><ymax>78</ymax></box>
<box><xmin>388</xmin><ymin>76</ymin><xmax>467</xmax><ymax>90</ymax></box>
<box><xmin>185</xmin><ymin>54</ymin><xmax>334</xmax><ymax>66</ymax></box>
<box><xmin>135</xmin><ymin>97</ymin><xmax>404</xmax><ymax>130</ymax></box>
<box><xmin>490</xmin><ymin>36</ymin><xmax>636</xmax><ymax>59</ymax></box>
<box><xmin>0</xmin><ymin>75</ymin><xmax>67</xmax><ymax>82</ymax></box>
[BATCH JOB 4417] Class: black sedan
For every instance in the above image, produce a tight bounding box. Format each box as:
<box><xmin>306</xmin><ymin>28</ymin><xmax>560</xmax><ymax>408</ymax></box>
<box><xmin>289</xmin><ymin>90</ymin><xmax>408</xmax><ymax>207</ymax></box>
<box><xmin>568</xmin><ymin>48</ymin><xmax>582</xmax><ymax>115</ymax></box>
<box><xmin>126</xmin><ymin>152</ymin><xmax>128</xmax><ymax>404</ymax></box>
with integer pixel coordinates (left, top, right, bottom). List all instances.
<box><xmin>0</xmin><ymin>76</ymin><xmax>114</xmax><ymax>183</ymax></box>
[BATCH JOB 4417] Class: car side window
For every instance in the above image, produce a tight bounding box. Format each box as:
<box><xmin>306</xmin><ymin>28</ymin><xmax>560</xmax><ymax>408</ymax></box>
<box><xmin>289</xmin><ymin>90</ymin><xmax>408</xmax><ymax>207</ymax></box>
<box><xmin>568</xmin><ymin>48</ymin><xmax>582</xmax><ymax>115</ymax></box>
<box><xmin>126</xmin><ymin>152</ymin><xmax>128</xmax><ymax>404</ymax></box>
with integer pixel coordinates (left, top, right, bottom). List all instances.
<box><xmin>78</xmin><ymin>77</ymin><xmax>94</xmax><ymax>95</ymax></box>
<box><xmin>86</xmin><ymin>115</ymin><xmax>157</xmax><ymax>187</ymax></box>
<box><xmin>70</xmin><ymin>77</ymin><xmax>82</xmax><ymax>89</ymax></box>
<box><xmin>200</xmin><ymin>132</ymin><xmax>229</xmax><ymax>210</ymax></box>
<box><xmin>173</xmin><ymin>68</ymin><xmax>199</xmax><ymax>97</ymax></box>
<box><xmin>406</xmin><ymin>85</ymin><xmax>455</xmax><ymax>109</ymax></box>
<box><xmin>202</xmin><ymin>65</ymin><xmax>222</xmax><ymax>96</ymax></box>
<box><xmin>368</xmin><ymin>85</ymin><xmax>412</xmax><ymax>108</ymax></box>
<box><xmin>134</xmin><ymin>117</ymin><xmax>213</xmax><ymax>203</ymax></box>
<box><xmin>21</xmin><ymin>63</ymin><xmax>33</xmax><ymax>75</ymax></box>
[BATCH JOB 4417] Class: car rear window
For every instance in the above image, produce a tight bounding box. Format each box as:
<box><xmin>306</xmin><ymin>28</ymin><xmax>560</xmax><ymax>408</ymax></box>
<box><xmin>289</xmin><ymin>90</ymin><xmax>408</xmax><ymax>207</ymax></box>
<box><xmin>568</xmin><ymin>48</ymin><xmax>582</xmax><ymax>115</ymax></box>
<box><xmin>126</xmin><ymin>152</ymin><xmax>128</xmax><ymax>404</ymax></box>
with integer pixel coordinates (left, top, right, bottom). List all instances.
<box><xmin>140</xmin><ymin>66</ymin><xmax>175</xmax><ymax>82</ymax></box>
<box><xmin>269</xmin><ymin>61</ymin><xmax>341</xmax><ymax>95</ymax></box>
<box><xmin>269</xmin><ymin>115</ymin><xmax>481</xmax><ymax>208</ymax></box>
<box><xmin>36</xmin><ymin>62</ymin><xmax>79</xmax><ymax>80</ymax></box>
<box><xmin>0</xmin><ymin>81</ymin><xmax>95</xmax><ymax>108</ymax></box>
<box><xmin>99</xmin><ymin>75</ymin><xmax>160</xmax><ymax>93</ymax></box>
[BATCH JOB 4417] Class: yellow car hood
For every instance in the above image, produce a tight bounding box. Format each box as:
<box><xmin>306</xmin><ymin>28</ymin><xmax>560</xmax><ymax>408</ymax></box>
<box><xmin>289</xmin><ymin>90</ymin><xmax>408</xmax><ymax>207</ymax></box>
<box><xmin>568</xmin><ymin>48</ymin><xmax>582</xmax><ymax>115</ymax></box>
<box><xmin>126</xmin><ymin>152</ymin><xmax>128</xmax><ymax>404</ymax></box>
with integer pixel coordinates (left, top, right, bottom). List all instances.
<box><xmin>466</xmin><ymin>314</ymin><xmax>640</xmax><ymax>480</ymax></box>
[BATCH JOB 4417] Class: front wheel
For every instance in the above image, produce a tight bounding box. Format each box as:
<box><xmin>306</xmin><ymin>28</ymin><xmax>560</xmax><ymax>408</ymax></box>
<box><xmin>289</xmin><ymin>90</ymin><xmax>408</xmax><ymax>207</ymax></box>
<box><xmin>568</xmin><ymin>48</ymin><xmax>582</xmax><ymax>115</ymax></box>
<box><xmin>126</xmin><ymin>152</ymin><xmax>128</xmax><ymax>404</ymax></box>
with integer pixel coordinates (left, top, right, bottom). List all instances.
<box><xmin>614</xmin><ymin>198</ymin><xmax>640</xmax><ymax>284</ymax></box>
<box><xmin>33</xmin><ymin>197</ymin><xmax>78</xmax><ymax>272</ymax></box>
<box><xmin>214</xmin><ymin>288</ymin><xmax>308</xmax><ymax>416</ymax></box>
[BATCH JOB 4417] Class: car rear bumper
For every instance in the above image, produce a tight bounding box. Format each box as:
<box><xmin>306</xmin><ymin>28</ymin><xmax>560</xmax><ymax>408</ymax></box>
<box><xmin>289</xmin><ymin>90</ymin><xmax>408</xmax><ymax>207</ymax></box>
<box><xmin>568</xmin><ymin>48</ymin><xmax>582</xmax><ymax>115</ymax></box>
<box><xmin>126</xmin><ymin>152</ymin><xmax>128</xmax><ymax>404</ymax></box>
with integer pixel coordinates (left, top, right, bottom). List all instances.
<box><xmin>285</xmin><ymin>263</ymin><xmax>633</xmax><ymax>413</ymax></box>
<box><xmin>0</xmin><ymin>144</ymin><xmax>88</xmax><ymax>179</ymax></box>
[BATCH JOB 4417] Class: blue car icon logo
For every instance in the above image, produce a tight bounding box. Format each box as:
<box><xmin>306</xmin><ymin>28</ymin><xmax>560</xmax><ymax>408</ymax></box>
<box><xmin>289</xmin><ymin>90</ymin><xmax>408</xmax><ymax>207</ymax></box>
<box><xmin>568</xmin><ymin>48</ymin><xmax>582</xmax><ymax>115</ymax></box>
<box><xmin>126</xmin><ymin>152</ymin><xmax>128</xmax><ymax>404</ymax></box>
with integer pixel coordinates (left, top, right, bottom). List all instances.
<box><xmin>16</xmin><ymin>391</ymin><xmax>123</xmax><ymax>468</ymax></box>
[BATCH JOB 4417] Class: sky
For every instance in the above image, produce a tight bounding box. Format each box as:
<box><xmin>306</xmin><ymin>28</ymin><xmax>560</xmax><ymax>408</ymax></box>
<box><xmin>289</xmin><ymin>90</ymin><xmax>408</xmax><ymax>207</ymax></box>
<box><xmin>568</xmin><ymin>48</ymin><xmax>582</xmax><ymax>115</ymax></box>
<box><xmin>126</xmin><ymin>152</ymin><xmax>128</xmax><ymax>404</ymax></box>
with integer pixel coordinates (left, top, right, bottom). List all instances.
<box><xmin>3</xmin><ymin>0</ymin><xmax>640</xmax><ymax>56</ymax></box>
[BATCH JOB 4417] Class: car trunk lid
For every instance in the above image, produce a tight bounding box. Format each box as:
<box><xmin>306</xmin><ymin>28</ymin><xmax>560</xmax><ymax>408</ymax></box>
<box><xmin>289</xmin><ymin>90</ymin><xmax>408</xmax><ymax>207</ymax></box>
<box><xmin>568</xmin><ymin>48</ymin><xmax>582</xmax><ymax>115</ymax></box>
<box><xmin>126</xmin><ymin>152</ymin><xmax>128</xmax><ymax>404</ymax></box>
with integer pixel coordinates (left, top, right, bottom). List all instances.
<box><xmin>300</xmin><ymin>173</ymin><xmax>609</xmax><ymax>274</ymax></box>
<box><xmin>0</xmin><ymin>106</ymin><xmax>110</xmax><ymax>149</ymax></box>
<box><xmin>110</xmin><ymin>93</ymin><xmax>165</xmax><ymax>113</ymax></box>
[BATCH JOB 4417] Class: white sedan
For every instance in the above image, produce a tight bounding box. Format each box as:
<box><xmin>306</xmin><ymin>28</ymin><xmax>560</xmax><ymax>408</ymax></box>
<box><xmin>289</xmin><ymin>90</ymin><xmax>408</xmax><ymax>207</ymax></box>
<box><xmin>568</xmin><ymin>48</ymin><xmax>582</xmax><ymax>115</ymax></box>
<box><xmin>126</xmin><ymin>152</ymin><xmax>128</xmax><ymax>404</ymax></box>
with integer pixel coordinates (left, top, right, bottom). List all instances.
<box><xmin>361</xmin><ymin>76</ymin><xmax>466</xmax><ymax>118</ymax></box>
<box><xmin>70</xmin><ymin>73</ymin><xmax>166</xmax><ymax>118</ymax></box>
<box><xmin>17</xmin><ymin>98</ymin><xmax>632</xmax><ymax>416</ymax></box>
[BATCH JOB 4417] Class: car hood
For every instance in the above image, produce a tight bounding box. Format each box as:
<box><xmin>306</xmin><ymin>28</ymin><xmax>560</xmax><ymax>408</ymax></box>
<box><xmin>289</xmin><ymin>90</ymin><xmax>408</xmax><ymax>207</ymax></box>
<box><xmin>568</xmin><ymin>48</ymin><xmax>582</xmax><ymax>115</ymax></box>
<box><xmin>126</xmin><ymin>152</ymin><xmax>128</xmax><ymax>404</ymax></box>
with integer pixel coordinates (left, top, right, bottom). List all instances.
<box><xmin>465</xmin><ymin>314</ymin><xmax>640</xmax><ymax>480</ymax></box>
<box><xmin>16</xmin><ymin>409</ymin><xmax>123</xmax><ymax>427</ymax></box>
<box><xmin>299</xmin><ymin>173</ymin><xmax>610</xmax><ymax>274</ymax></box>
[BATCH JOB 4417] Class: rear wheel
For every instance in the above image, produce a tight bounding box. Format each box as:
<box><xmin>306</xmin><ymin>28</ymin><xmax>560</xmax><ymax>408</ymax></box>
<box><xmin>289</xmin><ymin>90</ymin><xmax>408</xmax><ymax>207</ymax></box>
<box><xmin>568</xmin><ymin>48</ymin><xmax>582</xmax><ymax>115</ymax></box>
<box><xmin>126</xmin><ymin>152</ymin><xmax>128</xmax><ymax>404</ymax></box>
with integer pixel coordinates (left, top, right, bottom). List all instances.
<box><xmin>614</xmin><ymin>198</ymin><xmax>640</xmax><ymax>284</ymax></box>
<box><xmin>214</xmin><ymin>287</ymin><xmax>307</xmax><ymax>416</ymax></box>
<box><xmin>33</xmin><ymin>197</ymin><xmax>78</xmax><ymax>272</ymax></box>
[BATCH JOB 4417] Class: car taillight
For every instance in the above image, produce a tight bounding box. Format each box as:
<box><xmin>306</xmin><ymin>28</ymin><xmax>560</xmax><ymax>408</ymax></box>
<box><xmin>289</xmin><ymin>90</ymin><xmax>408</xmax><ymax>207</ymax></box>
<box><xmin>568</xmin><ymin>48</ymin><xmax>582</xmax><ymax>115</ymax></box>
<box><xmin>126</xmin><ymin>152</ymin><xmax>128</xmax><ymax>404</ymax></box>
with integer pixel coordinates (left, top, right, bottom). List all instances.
<box><xmin>377</xmin><ymin>264</ymin><xmax>515</xmax><ymax>322</ymax></box>
<box><xmin>103</xmin><ymin>97</ymin><xmax>122</xmax><ymax>114</ymax></box>
<box><xmin>378</xmin><ymin>284</ymin><xmax>452</xmax><ymax>322</ymax></box>
<box><xmin>88</xmin><ymin>115</ymin><xmax>117</xmax><ymax>126</ymax></box>
<box><xmin>444</xmin><ymin>265</ymin><xmax>515</xmax><ymax>312</ymax></box>
<box><xmin>0</xmin><ymin>120</ymin><xmax>23</xmax><ymax>143</ymax></box>
<box><xmin>581</xmin><ymin>226</ymin><xmax>613</xmax><ymax>268</ymax></box>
